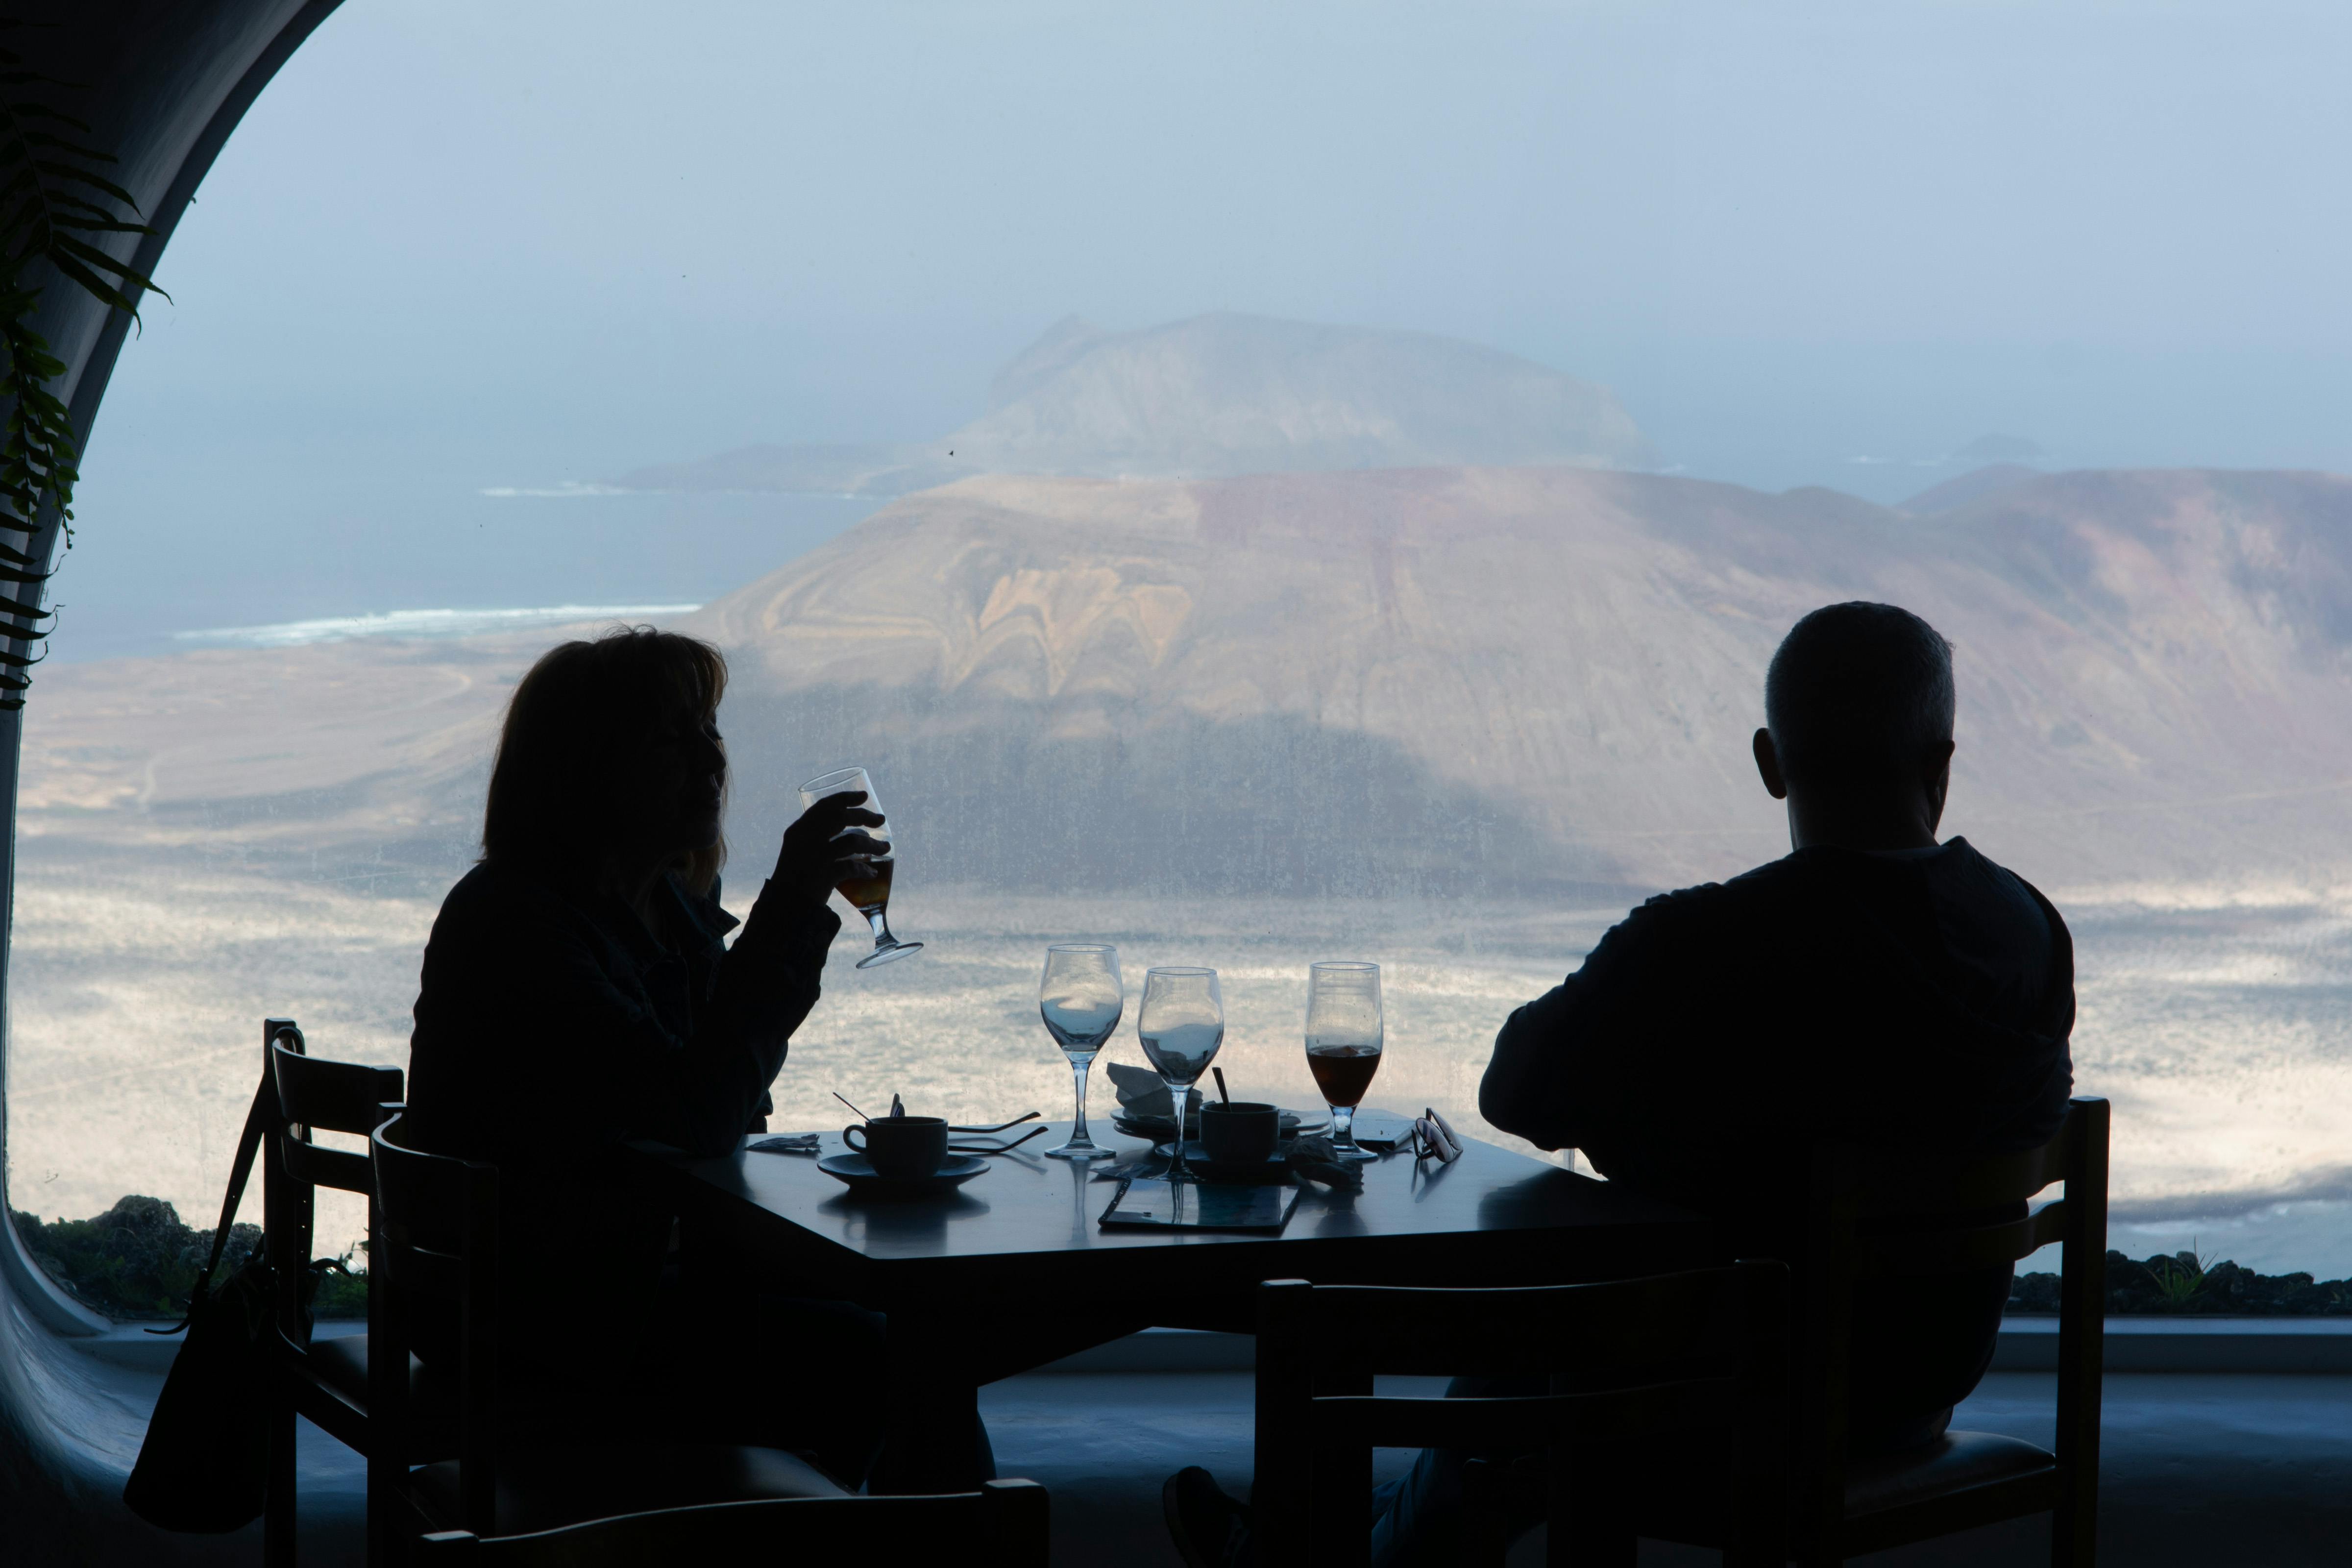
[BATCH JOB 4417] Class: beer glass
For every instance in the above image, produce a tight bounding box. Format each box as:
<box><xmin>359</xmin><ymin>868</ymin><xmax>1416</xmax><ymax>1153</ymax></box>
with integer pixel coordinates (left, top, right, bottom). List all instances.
<box><xmin>1137</xmin><ymin>966</ymin><xmax>1224</xmax><ymax>1183</ymax></box>
<box><xmin>797</xmin><ymin>766</ymin><xmax>923</xmax><ymax>968</ymax></box>
<box><xmin>1305</xmin><ymin>961</ymin><xmax>1382</xmax><ymax>1160</ymax></box>
<box><xmin>1040</xmin><ymin>943</ymin><xmax>1122</xmax><ymax>1160</ymax></box>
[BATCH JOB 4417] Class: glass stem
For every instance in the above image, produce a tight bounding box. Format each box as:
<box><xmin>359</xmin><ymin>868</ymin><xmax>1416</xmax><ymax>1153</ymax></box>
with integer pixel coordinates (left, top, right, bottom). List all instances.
<box><xmin>1070</xmin><ymin>1057</ymin><xmax>1095</xmax><ymax>1145</ymax></box>
<box><xmin>1331</xmin><ymin>1102</ymin><xmax>1358</xmax><ymax>1151</ymax></box>
<box><xmin>1164</xmin><ymin>1077</ymin><xmax>1189</xmax><ymax>1181</ymax></box>
<box><xmin>864</xmin><ymin>907</ymin><xmax>892</xmax><ymax>949</ymax></box>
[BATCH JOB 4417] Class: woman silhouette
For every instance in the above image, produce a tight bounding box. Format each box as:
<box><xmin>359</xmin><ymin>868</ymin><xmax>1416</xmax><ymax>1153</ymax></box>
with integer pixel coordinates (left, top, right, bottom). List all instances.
<box><xmin>403</xmin><ymin>626</ymin><xmax>890</xmax><ymax>1470</ymax></box>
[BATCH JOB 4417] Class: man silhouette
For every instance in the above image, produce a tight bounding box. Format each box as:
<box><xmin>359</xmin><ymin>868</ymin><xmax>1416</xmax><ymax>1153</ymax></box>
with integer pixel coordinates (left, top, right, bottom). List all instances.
<box><xmin>1165</xmin><ymin>601</ymin><xmax>2077</xmax><ymax>1568</ymax></box>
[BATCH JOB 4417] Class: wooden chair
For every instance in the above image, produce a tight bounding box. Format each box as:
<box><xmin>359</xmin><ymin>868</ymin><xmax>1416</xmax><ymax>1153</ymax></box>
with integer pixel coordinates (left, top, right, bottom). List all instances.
<box><xmin>1795</xmin><ymin>1094</ymin><xmax>2107</xmax><ymax>1566</ymax></box>
<box><xmin>1636</xmin><ymin>1094</ymin><xmax>2110</xmax><ymax>1568</ymax></box>
<box><xmin>1251</xmin><ymin>1261</ymin><xmax>1789</xmax><ymax>1568</ymax></box>
<box><xmin>259</xmin><ymin>1017</ymin><xmax>410</xmax><ymax>1568</ymax></box>
<box><xmin>413</xmin><ymin>1479</ymin><xmax>1050</xmax><ymax>1563</ymax></box>
<box><xmin>368</xmin><ymin>1113</ymin><xmax>852</xmax><ymax>1548</ymax></box>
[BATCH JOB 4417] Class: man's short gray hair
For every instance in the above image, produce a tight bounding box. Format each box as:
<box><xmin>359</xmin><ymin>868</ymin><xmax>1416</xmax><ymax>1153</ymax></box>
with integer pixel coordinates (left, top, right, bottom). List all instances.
<box><xmin>1764</xmin><ymin>602</ymin><xmax>1955</xmax><ymax>790</ymax></box>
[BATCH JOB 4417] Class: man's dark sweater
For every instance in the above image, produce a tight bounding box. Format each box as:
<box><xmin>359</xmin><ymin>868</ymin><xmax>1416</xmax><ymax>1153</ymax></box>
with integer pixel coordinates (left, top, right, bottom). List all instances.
<box><xmin>1483</xmin><ymin>836</ymin><xmax>2075</xmax><ymax>1444</ymax></box>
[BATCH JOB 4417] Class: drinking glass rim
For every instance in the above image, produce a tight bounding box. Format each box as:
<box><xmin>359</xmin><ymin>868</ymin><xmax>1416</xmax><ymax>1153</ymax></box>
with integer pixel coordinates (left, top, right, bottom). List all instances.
<box><xmin>1311</xmin><ymin>960</ymin><xmax>1380</xmax><ymax>974</ymax></box>
<box><xmin>1047</xmin><ymin>942</ymin><xmax>1118</xmax><ymax>954</ymax></box>
<box><xmin>1145</xmin><ymin>964</ymin><xmax>1218</xmax><ymax>977</ymax></box>
<box><xmin>799</xmin><ymin>765</ymin><xmax>870</xmax><ymax>793</ymax></box>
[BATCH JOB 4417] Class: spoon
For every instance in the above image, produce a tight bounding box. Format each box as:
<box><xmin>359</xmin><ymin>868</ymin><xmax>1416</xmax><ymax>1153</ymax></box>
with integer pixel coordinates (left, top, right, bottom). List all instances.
<box><xmin>950</xmin><ymin>1124</ymin><xmax>1051</xmax><ymax>1155</ymax></box>
<box><xmin>1212</xmin><ymin>1067</ymin><xmax>1232</xmax><ymax>1105</ymax></box>
<box><xmin>950</xmin><ymin>1111</ymin><xmax>1042</xmax><ymax>1134</ymax></box>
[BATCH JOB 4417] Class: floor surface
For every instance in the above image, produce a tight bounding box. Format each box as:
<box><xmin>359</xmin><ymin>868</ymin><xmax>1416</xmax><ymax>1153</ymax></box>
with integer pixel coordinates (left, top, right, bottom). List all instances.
<box><xmin>221</xmin><ymin>1367</ymin><xmax>2352</xmax><ymax>1565</ymax></box>
<box><xmin>973</xmin><ymin>1371</ymin><xmax>2352</xmax><ymax>1566</ymax></box>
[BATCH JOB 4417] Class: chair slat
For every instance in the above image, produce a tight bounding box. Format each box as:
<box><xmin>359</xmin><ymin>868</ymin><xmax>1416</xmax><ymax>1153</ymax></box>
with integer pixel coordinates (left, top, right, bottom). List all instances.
<box><xmin>390</xmin><ymin>1244</ymin><xmax>468</xmax><ymax>1305</ymax></box>
<box><xmin>283</xmin><ymin>1140</ymin><xmax>374</xmax><ymax>1197</ymax></box>
<box><xmin>1858</xmin><ymin>1203</ymin><xmax>2067</xmax><ymax>1276</ymax></box>
<box><xmin>273</xmin><ymin>1039</ymin><xmax>404</xmax><ymax>1135</ymax></box>
<box><xmin>374</xmin><ymin>1117</ymin><xmax>495</xmax><ymax>1256</ymax></box>
<box><xmin>1308</xmin><ymin>1378</ymin><xmax>1740</xmax><ymax>1450</ymax></box>
<box><xmin>1301</xmin><ymin>1270</ymin><xmax>1745</xmax><ymax>1379</ymax></box>
<box><xmin>1852</xmin><ymin>1138</ymin><xmax>2067</xmax><ymax>1214</ymax></box>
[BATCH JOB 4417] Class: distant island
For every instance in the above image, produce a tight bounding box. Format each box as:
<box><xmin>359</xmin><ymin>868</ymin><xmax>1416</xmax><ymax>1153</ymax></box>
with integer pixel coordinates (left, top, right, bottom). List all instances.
<box><xmin>612</xmin><ymin>312</ymin><xmax>1662</xmax><ymax>497</ymax></box>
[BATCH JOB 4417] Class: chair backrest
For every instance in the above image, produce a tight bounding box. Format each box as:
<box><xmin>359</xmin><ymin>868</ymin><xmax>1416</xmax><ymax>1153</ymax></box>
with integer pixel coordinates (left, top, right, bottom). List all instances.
<box><xmin>415</xmin><ymin>1479</ymin><xmax>1051</xmax><ymax>1565</ymax></box>
<box><xmin>1796</xmin><ymin>1094</ymin><xmax>2109</xmax><ymax>1563</ymax></box>
<box><xmin>261</xmin><ymin>1018</ymin><xmax>404</xmax><ymax>1342</ymax></box>
<box><xmin>372</xmin><ymin>1111</ymin><xmax>502</xmax><ymax>1533</ymax></box>
<box><xmin>1253</xmin><ymin>1261</ymin><xmax>1788</xmax><ymax>1567</ymax></box>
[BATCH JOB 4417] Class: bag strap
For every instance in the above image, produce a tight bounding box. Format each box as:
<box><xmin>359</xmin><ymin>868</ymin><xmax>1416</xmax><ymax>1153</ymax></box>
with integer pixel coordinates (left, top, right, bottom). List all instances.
<box><xmin>148</xmin><ymin>1067</ymin><xmax>276</xmax><ymax>1335</ymax></box>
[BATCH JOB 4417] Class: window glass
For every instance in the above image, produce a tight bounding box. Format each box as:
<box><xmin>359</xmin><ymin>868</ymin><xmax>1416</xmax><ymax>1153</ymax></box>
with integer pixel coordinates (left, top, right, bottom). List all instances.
<box><xmin>12</xmin><ymin>1</ymin><xmax>2352</xmax><ymax>1317</ymax></box>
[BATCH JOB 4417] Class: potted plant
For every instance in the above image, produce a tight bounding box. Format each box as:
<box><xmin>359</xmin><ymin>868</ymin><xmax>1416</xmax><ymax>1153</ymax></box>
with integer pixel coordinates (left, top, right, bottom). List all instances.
<box><xmin>0</xmin><ymin>21</ymin><xmax>165</xmax><ymax>706</ymax></box>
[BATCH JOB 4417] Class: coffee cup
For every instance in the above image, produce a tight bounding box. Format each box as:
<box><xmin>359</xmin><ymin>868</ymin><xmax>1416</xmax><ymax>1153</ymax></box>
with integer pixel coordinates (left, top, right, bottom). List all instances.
<box><xmin>843</xmin><ymin>1116</ymin><xmax>949</xmax><ymax>1180</ymax></box>
<box><xmin>1199</xmin><ymin>1101</ymin><xmax>1279</xmax><ymax>1167</ymax></box>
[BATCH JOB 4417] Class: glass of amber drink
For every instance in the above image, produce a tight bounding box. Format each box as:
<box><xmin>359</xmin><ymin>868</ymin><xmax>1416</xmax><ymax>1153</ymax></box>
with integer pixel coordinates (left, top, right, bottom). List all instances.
<box><xmin>1305</xmin><ymin>960</ymin><xmax>1382</xmax><ymax>1160</ymax></box>
<box><xmin>798</xmin><ymin>766</ymin><xmax>923</xmax><ymax>968</ymax></box>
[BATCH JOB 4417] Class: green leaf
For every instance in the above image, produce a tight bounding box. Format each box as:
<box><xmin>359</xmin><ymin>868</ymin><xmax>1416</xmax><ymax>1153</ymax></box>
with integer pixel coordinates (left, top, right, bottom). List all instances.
<box><xmin>46</xmin><ymin>251</ymin><xmax>141</xmax><ymax>316</ymax></box>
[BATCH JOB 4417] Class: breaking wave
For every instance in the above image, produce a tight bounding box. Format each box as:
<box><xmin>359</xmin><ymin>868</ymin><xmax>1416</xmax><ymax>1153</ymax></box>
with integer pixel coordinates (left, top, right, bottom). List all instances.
<box><xmin>174</xmin><ymin>604</ymin><xmax>702</xmax><ymax>648</ymax></box>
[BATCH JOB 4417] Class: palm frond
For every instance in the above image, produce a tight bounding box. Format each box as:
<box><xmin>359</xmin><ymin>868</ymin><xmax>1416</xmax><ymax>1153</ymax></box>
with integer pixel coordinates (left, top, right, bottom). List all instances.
<box><xmin>0</xmin><ymin>35</ymin><xmax>167</xmax><ymax>704</ymax></box>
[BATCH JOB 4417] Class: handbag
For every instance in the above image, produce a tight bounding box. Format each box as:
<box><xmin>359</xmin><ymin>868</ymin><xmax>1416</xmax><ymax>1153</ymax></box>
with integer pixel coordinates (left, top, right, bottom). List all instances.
<box><xmin>123</xmin><ymin>1070</ymin><xmax>330</xmax><ymax>1532</ymax></box>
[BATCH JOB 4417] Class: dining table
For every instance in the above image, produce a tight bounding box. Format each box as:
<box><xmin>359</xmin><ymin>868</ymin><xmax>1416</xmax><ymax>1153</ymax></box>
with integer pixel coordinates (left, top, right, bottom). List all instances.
<box><xmin>624</xmin><ymin>1116</ymin><xmax>1711</xmax><ymax>1493</ymax></box>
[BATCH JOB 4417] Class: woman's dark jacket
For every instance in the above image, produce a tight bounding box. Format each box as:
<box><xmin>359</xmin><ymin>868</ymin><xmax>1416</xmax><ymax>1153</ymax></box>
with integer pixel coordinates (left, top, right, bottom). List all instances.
<box><xmin>402</xmin><ymin>859</ymin><xmax>839</xmax><ymax>1395</ymax></box>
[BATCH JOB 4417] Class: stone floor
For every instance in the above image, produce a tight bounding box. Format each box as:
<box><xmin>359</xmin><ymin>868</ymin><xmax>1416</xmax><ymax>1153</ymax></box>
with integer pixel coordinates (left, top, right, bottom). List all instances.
<box><xmin>225</xmin><ymin>1369</ymin><xmax>2352</xmax><ymax>1565</ymax></box>
<box><xmin>974</xmin><ymin>1371</ymin><xmax>2352</xmax><ymax>1566</ymax></box>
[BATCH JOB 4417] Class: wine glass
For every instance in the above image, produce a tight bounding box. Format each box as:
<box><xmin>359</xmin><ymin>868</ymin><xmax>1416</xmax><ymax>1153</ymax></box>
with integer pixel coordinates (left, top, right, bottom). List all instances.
<box><xmin>1136</xmin><ymin>966</ymin><xmax>1224</xmax><ymax>1183</ymax></box>
<box><xmin>1305</xmin><ymin>961</ymin><xmax>1382</xmax><ymax>1161</ymax></box>
<box><xmin>1040</xmin><ymin>943</ymin><xmax>1122</xmax><ymax>1160</ymax></box>
<box><xmin>798</xmin><ymin>766</ymin><xmax>922</xmax><ymax>968</ymax></box>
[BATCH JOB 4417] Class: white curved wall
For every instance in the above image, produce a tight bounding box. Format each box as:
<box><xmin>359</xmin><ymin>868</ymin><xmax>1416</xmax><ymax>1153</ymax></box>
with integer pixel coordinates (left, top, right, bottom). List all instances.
<box><xmin>0</xmin><ymin>4</ymin><xmax>345</xmax><ymax>1558</ymax></box>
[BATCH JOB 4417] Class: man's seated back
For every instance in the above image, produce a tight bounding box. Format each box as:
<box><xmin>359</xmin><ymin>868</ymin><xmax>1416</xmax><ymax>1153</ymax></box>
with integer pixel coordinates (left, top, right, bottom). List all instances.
<box><xmin>1481</xmin><ymin>600</ymin><xmax>2076</xmax><ymax>1450</ymax></box>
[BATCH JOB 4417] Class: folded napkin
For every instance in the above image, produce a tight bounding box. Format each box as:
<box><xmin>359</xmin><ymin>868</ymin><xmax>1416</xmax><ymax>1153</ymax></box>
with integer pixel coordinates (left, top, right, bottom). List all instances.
<box><xmin>1284</xmin><ymin>1134</ymin><xmax>1365</xmax><ymax>1194</ymax></box>
<box><xmin>747</xmin><ymin>1132</ymin><xmax>821</xmax><ymax>1155</ymax></box>
<box><xmin>1105</xmin><ymin>1061</ymin><xmax>1203</xmax><ymax>1125</ymax></box>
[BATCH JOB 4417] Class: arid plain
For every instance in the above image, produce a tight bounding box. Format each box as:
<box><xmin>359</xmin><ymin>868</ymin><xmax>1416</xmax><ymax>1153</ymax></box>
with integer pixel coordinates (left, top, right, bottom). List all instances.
<box><xmin>10</xmin><ymin>464</ymin><xmax>2352</xmax><ymax>1272</ymax></box>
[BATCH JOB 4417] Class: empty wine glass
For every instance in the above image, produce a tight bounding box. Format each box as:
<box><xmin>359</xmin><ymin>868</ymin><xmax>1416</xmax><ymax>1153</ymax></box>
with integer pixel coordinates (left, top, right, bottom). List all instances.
<box><xmin>798</xmin><ymin>766</ymin><xmax>922</xmax><ymax>968</ymax></box>
<box><xmin>1305</xmin><ymin>960</ymin><xmax>1383</xmax><ymax>1161</ymax></box>
<box><xmin>1137</xmin><ymin>966</ymin><xmax>1224</xmax><ymax>1184</ymax></box>
<box><xmin>1040</xmin><ymin>943</ymin><xmax>1123</xmax><ymax>1160</ymax></box>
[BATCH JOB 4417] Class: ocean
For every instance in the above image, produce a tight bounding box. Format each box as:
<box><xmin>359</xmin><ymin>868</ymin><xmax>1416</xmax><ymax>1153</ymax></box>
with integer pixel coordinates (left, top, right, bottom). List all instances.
<box><xmin>7</xmin><ymin>852</ymin><xmax>2348</xmax><ymax>1279</ymax></box>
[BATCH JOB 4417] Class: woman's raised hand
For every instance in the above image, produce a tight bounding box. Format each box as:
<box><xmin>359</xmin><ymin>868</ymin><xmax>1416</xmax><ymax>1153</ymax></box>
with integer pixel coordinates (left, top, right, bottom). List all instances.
<box><xmin>775</xmin><ymin>789</ymin><xmax>888</xmax><ymax>907</ymax></box>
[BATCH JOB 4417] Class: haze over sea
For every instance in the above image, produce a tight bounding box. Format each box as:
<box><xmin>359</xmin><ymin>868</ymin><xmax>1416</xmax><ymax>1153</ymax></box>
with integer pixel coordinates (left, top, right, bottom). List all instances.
<box><xmin>10</xmin><ymin>865</ymin><xmax>2352</xmax><ymax>1276</ymax></box>
<box><xmin>17</xmin><ymin>307</ymin><xmax>2352</xmax><ymax>1292</ymax></box>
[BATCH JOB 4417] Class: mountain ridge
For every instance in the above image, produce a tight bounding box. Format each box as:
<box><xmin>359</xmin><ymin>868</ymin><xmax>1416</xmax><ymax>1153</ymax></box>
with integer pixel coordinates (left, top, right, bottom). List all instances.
<box><xmin>687</xmin><ymin>463</ymin><xmax>2352</xmax><ymax>895</ymax></box>
<box><xmin>613</xmin><ymin>312</ymin><xmax>1659</xmax><ymax>497</ymax></box>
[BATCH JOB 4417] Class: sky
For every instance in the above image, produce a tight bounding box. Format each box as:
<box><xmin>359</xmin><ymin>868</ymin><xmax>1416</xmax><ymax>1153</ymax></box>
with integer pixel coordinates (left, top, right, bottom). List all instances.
<box><xmin>53</xmin><ymin>0</ymin><xmax>2352</xmax><ymax>659</ymax></box>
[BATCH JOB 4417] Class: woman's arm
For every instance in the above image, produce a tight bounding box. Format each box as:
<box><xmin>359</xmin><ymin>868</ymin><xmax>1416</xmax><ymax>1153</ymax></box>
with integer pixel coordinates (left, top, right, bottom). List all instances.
<box><xmin>622</xmin><ymin>788</ymin><xmax>883</xmax><ymax>1152</ymax></box>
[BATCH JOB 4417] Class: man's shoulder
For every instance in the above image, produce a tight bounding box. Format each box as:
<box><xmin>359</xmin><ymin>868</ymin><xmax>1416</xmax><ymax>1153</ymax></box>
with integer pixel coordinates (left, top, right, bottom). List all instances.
<box><xmin>1937</xmin><ymin>836</ymin><xmax>2065</xmax><ymax>916</ymax></box>
<box><xmin>1586</xmin><ymin>861</ymin><xmax>1801</xmax><ymax>966</ymax></box>
<box><xmin>1597</xmin><ymin>852</ymin><xmax>1897</xmax><ymax>970</ymax></box>
<box><xmin>1624</xmin><ymin>854</ymin><xmax>1812</xmax><ymax>920</ymax></box>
